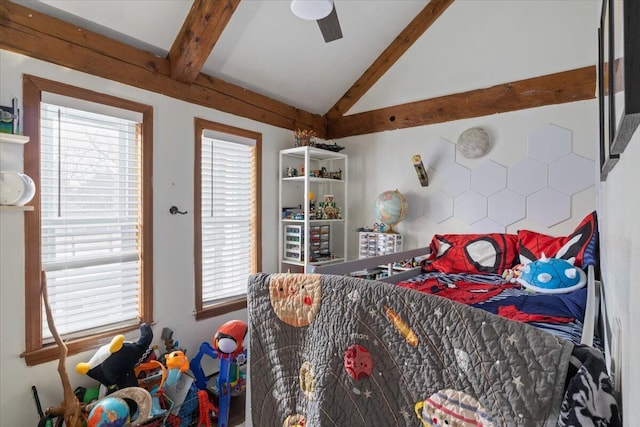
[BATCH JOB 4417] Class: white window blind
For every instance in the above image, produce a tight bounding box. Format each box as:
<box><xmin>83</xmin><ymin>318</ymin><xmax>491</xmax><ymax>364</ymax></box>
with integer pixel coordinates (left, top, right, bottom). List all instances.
<box><xmin>40</xmin><ymin>102</ymin><xmax>142</xmax><ymax>340</ymax></box>
<box><xmin>201</xmin><ymin>137</ymin><xmax>255</xmax><ymax>303</ymax></box>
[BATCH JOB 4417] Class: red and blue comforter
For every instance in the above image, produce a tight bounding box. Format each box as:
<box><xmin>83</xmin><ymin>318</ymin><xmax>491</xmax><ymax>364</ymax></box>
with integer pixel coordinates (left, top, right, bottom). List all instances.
<box><xmin>397</xmin><ymin>271</ymin><xmax>592</xmax><ymax>346</ymax></box>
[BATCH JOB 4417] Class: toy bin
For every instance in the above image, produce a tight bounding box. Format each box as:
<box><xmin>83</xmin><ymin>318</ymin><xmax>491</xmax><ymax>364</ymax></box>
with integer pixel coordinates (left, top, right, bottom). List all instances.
<box><xmin>137</xmin><ymin>384</ymin><xmax>216</xmax><ymax>427</ymax></box>
<box><xmin>284</xmin><ymin>224</ymin><xmax>304</xmax><ymax>261</ymax></box>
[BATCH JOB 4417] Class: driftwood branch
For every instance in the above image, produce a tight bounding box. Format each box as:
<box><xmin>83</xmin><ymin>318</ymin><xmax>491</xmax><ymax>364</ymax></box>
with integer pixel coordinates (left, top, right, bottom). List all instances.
<box><xmin>40</xmin><ymin>271</ymin><xmax>84</xmax><ymax>427</ymax></box>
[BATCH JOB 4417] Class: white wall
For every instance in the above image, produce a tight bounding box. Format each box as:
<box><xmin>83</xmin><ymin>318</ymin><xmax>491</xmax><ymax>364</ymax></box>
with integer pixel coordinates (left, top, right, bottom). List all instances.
<box><xmin>340</xmin><ymin>100</ymin><xmax>598</xmax><ymax>256</ymax></box>
<box><xmin>0</xmin><ymin>50</ymin><xmax>288</xmax><ymax>426</ymax></box>
<box><xmin>598</xmin><ymin>129</ymin><xmax>640</xmax><ymax>424</ymax></box>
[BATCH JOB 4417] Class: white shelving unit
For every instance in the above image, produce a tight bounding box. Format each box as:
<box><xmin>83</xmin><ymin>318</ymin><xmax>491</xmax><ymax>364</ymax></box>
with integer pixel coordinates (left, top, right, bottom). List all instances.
<box><xmin>278</xmin><ymin>146</ymin><xmax>348</xmax><ymax>273</ymax></box>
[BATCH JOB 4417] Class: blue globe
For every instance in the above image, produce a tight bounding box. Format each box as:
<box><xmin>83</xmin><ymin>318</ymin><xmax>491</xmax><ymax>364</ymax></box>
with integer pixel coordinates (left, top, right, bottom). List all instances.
<box><xmin>87</xmin><ymin>396</ymin><xmax>130</xmax><ymax>427</ymax></box>
<box><xmin>374</xmin><ymin>189</ymin><xmax>408</xmax><ymax>233</ymax></box>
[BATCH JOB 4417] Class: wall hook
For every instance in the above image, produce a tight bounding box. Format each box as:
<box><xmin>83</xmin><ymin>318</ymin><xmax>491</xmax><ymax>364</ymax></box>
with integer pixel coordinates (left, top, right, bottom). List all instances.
<box><xmin>169</xmin><ymin>205</ymin><xmax>188</xmax><ymax>215</ymax></box>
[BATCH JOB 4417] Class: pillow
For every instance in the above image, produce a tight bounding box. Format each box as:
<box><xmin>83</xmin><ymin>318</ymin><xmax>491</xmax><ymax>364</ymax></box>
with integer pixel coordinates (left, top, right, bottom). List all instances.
<box><xmin>517</xmin><ymin>211</ymin><xmax>598</xmax><ymax>268</ymax></box>
<box><xmin>422</xmin><ymin>233</ymin><xmax>519</xmax><ymax>275</ymax></box>
<box><xmin>515</xmin><ymin>256</ymin><xmax>587</xmax><ymax>294</ymax></box>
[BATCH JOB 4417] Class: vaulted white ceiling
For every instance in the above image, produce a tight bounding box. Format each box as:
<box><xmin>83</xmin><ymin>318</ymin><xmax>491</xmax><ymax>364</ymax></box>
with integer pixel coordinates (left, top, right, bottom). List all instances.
<box><xmin>13</xmin><ymin>0</ymin><xmax>599</xmax><ymax>116</ymax></box>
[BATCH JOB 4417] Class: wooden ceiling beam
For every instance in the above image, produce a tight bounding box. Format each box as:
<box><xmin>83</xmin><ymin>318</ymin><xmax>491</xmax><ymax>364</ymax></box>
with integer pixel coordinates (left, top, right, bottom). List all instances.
<box><xmin>168</xmin><ymin>0</ymin><xmax>240</xmax><ymax>84</ymax></box>
<box><xmin>326</xmin><ymin>66</ymin><xmax>596</xmax><ymax>139</ymax></box>
<box><xmin>0</xmin><ymin>0</ymin><xmax>325</xmax><ymax>137</ymax></box>
<box><xmin>0</xmin><ymin>1</ymin><xmax>597</xmax><ymax>140</ymax></box>
<box><xmin>324</xmin><ymin>0</ymin><xmax>455</xmax><ymax>121</ymax></box>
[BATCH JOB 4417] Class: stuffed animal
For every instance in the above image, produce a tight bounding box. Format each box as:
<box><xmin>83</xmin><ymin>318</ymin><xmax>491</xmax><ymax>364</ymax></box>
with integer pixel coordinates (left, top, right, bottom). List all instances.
<box><xmin>514</xmin><ymin>253</ymin><xmax>586</xmax><ymax>294</ymax></box>
<box><xmin>502</xmin><ymin>263</ymin><xmax>525</xmax><ymax>283</ymax></box>
<box><xmin>76</xmin><ymin>323</ymin><xmax>153</xmax><ymax>391</ymax></box>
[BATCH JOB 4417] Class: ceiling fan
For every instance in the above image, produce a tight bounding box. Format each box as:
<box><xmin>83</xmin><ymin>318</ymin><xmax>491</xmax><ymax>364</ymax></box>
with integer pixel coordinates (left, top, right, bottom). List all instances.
<box><xmin>290</xmin><ymin>0</ymin><xmax>343</xmax><ymax>43</ymax></box>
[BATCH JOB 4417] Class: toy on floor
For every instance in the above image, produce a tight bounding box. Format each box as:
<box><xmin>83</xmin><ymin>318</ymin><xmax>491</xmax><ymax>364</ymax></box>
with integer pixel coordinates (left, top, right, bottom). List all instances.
<box><xmin>190</xmin><ymin>320</ymin><xmax>248</xmax><ymax>427</ymax></box>
<box><xmin>85</xmin><ymin>386</ymin><xmax>152</xmax><ymax>427</ymax></box>
<box><xmin>197</xmin><ymin>389</ymin><xmax>218</xmax><ymax>427</ymax></box>
<box><xmin>135</xmin><ymin>360</ymin><xmax>166</xmax><ymax>393</ymax></box>
<box><xmin>165</xmin><ymin>350</ymin><xmax>189</xmax><ymax>387</ymax></box>
<box><xmin>134</xmin><ymin>359</ymin><xmax>168</xmax><ymax>417</ymax></box>
<box><xmin>32</xmin><ymin>385</ymin><xmax>54</xmax><ymax>427</ymax></box>
<box><xmin>76</xmin><ymin>323</ymin><xmax>154</xmax><ymax>392</ymax></box>
<box><xmin>159</xmin><ymin>327</ymin><xmax>187</xmax><ymax>360</ymax></box>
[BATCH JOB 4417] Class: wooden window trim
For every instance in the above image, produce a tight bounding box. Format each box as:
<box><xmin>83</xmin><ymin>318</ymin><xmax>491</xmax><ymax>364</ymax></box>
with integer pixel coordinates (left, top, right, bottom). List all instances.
<box><xmin>21</xmin><ymin>74</ymin><xmax>154</xmax><ymax>366</ymax></box>
<box><xmin>193</xmin><ymin>118</ymin><xmax>262</xmax><ymax>320</ymax></box>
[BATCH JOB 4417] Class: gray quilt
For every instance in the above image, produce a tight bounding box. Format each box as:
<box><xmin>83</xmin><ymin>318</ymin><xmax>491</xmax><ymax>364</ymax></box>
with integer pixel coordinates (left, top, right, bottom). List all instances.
<box><xmin>248</xmin><ymin>273</ymin><xmax>574</xmax><ymax>426</ymax></box>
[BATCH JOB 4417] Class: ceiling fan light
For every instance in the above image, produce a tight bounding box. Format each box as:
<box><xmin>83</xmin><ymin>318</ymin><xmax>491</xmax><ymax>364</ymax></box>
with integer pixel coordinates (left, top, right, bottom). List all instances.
<box><xmin>290</xmin><ymin>0</ymin><xmax>333</xmax><ymax>21</ymax></box>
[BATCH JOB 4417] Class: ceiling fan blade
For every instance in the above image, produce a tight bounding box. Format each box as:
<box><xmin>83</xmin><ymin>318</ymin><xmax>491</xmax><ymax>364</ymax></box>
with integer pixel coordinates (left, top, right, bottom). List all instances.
<box><xmin>317</xmin><ymin>5</ymin><xmax>342</xmax><ymax>43</ymax></box>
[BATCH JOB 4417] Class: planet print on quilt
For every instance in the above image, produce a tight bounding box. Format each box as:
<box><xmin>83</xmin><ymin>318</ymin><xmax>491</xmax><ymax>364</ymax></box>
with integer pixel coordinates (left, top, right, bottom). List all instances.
<box><xmin>269</xmin><ymin>273</ymin><xmax>322</xmax><ymax>327</ymax></box>
<box><xmin>415</xmin><ymin>389</ymin><xmax>495</xmax><ymax>427</ymax></box>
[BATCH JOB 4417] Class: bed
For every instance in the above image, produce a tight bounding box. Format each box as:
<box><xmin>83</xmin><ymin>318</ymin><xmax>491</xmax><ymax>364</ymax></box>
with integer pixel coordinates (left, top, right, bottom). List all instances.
<box><xmin>247</xmin><ymin>211</ymin><xmax>621</xmax><ymax>426</ymax></box>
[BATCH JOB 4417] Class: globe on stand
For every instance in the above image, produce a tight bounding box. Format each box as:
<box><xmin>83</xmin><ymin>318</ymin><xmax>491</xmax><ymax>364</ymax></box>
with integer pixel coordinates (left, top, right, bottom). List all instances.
<box><xmin>374</xmin><ymin>189</ymin><xmax>408</xmax><ymax>234</ymax></box>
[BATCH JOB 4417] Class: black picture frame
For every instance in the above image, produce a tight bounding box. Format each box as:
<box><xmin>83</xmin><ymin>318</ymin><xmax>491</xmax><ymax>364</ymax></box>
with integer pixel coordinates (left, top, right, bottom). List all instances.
<box><xmin>600</xmin><ymin>0</ymin><xmax>619</xmax><ymax>180</ymax></box>
<box><xmin>609</xmin><ymin>0</ymin><xmax>640</xmax><ymax>155</ymax></box>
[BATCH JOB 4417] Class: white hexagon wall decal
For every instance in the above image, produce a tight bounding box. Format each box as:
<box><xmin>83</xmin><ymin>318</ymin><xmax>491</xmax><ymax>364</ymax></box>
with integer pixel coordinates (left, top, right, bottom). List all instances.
<box><xmin>488</xmin><ymin>189</ymin><xmax>525</xmax><ymax>226</ymax></box>
<box><xmin>549</xmin><ymin>154</ymin><xmax>595</xmax><ymax>195</ymax></box>
<box><xmin>508</xmin><ymin>158</ymin><xmax>547</xmax><ymax>196</ymax></box>
<box><xmin>527</xmin><ymin>188</ymin><xmax>570</xmax><ymax>227</ymax></box>
<box><xmin>425</xmin><ymin>166</ymin><xmax>437</xmax><ymax>189</ymax></box>
<box><xmin>454</xmin><ymin>190</ymin><xmax>487</xmax><ymax>224</ymax></box>
<box><xmin>471</xmin><ymin>160</ymin><xmax>507</xmax><ymax>196</ymax></box>
<box><xmin>405</xmin><ymin>193</ymin><xmax>425</xmax><ymax>219</ymax></box>
<box><xmin>469</xmin><ymin>217</ymin><xmax>506</xmax><ymax>234</ymax></box>
<box><xmin>528</xmin><ymin>123</ymin><xmax>572</xmax><ymax>164</ymax></box>
<box><xmin>439</xmin><ymin>163</ymin><xmax>471</xmax><ymax>197</ymax></box>
<box><xmin>424</xmin><ymin>191</ymin><xmax>453</xmax><ymax>223</ymax></box>
<box><xmin>422</xmin><ymin>138</ymin><xmax>456</xmax><ymax>171</ymax></box>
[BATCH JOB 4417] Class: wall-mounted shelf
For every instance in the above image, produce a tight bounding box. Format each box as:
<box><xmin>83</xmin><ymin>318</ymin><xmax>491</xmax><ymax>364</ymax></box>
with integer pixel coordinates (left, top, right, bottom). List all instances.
<box><xmin>0</xmin><ymin>205</ymin><xmax>34</xmax><ymax>212</ymax></box>
<box><xmin>0</xmin><ymin>134</ymin><xmax>29</xmax><ymax>144</ymax></box>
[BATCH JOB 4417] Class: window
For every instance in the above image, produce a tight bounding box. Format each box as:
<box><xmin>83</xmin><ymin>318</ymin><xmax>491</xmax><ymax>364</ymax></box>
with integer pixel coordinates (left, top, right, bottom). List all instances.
<box><xmin>22</xmin><ymin>75</ymin><xmax>153</xmax><ymax>365</ymax></box>
<box><xmin>194</xmin><ymin>118</ymin><xmax>261</xmax><ymax>320</ymax></box>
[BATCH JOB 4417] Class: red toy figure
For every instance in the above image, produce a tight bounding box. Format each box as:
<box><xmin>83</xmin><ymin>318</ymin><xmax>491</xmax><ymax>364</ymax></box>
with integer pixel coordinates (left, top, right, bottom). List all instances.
<box><xmin>190</xmin><ymin>320</ymin><xmax>248</xmax><ymax>427</ymax></box>
<box><xmin>213</xmin><ymin>320</ymin><xmax>247</xmax><ymax>358</ymax></box>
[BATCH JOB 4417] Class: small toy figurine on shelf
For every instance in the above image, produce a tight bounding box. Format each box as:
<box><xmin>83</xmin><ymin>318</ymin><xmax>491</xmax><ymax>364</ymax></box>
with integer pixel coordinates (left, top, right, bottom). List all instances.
<box><xmin>286</xmin><ymin>166</ymin><xmax>298</xmax><ymax>177</ymax></box>
<box><xmin>293</xmin><ymin>128</ymin><xmax>316</xmax><ymax>147</ymax></box>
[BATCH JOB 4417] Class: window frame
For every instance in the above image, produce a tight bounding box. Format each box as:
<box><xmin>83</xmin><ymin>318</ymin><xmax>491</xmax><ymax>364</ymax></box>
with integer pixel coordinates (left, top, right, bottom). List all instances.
<box><xmin>21</xmin><ymin>75</ymin><xmax>154</xmax><ymax>366</ymax></box>
<box><xmin>193</xmin><ymin>118</ymin><xmax>261</xmax><ymax>320</ymax></box>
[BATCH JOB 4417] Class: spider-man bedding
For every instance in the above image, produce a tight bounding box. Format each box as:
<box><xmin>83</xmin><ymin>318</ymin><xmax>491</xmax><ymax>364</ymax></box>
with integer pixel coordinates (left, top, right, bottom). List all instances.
<box><xmin>395</xmin><ymin>211</ymin><xmax>599</xmax><ymax>346</ymax></box>
<box><xmin>397</xmin><ymin>271</ymin><xmax>590</xmax><ymax>345</ymax></box>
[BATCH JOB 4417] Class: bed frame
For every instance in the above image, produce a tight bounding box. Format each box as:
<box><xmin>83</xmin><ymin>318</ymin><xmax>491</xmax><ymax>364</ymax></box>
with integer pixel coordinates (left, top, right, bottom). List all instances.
<box><xmin>311</xmin><ymin>247</ymin><xmax>600</xmax><ymax>347</ymax></box>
